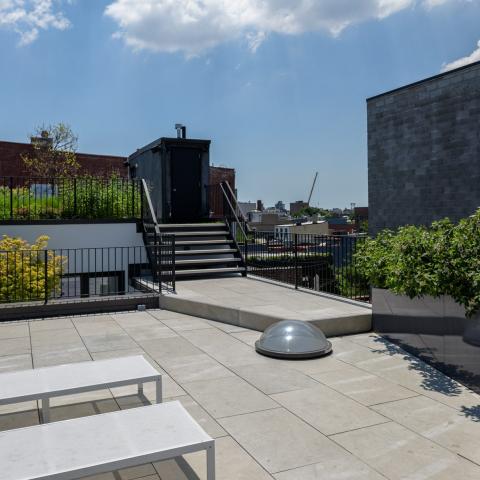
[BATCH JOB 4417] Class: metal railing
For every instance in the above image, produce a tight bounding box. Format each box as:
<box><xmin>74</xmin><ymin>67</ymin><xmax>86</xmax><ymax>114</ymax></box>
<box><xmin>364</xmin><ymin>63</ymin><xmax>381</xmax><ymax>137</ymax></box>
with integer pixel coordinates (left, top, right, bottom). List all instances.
<box><xmin>0</xmin><ymin>244</ymin><xmax>175</xmax><ymax>305</ymax></box>
<box><xmin>243</xmin><ymin>232</ymin><xmax>370</xmax><ymax>302</ymax></box>
<box><xmin>140</xmin><ymin>179</ymin><xmax>176</xmax><ymax>293</ymax></box>
<box><xmin>0</xmin><ymin>176</ymin><xmax>142</xmax><ymax>221</ymax></box>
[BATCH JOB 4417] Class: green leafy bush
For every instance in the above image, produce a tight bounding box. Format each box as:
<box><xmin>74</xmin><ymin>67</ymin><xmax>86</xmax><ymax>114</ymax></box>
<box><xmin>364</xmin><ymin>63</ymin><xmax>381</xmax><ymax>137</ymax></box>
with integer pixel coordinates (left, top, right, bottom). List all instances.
<box><xmin>355</xmin><ymin>209</ymin><xmax>480</xmax><ymax>317</ymax></box>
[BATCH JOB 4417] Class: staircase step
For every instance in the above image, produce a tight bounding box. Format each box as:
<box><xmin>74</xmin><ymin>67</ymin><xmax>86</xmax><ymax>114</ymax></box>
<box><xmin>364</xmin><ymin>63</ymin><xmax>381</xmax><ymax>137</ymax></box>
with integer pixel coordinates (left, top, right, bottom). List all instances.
<box><xmin>172</xmin><ymin>240</ymin><xmax>234</xmax><ymax>246</ymax></box>
<box><xmin>148</xmin><ymin>231</ymin><xmax>228</xmax><ymax>237</ymax></box>
<box><xmin>175</xmin><ymin>249</ymin><xmax>238</xmax><ymax>255</ymax></box>
<box><xmin>158</xmin><ymin>223</ymin><xmax>226</xmax><ymax>229</ymax></box>
<box><xmin>176</xmin><ymin>258</ymin><xmax>241</xmax><ymax>266</ymax></box>
<box><xmin>175</xmin><ymin>267</ymin><xmax>246</xmax><ymax>277</ymax></box>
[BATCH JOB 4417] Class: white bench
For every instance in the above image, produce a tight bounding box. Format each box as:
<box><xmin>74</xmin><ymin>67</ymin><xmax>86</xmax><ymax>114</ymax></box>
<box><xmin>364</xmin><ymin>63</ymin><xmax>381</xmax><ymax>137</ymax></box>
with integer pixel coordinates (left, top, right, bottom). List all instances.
<box><xmin>0</xmin><ymin>355</ymin><xmax>162</xmax><ymax>422</ymax></box>
<box><xmin>0</xmin><ymin>401</ymin><xmax>215</xmax><ymax>480</ymax></box>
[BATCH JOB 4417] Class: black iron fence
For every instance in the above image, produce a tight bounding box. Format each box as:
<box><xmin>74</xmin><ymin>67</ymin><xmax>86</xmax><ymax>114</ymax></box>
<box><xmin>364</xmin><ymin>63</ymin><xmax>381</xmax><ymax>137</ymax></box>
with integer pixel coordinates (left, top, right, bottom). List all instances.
<box><xmin>242</xmin><ymin>232</ymin><xmax>370</xmax><ymax>302</ymax></box>
<box><xmin>0</xmin><ymin>176</ymin><xmax>142</xmax><ymax>221</ymax></box>
<box><xmin>0</xmin><ymin>243</ymin><xmax>176</xmax><ymax>305</ymax></box>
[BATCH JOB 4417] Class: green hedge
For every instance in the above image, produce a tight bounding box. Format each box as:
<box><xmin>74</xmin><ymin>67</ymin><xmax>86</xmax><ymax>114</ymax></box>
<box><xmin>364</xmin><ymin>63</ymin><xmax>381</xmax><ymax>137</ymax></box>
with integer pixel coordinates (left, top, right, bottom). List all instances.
<box><xmin>355</xmin><ymin>209</ymin><xmax>480</xmax><ymax>317</ymax></box>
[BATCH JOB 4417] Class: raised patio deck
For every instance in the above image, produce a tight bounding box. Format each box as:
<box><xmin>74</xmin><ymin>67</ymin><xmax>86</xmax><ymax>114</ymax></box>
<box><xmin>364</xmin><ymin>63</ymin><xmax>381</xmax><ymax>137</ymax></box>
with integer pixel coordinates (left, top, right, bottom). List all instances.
<box><xmin>158</xmin><ymin>276</ymin><xmax>372</xmax><ymax>336</ymax></box>
<box><xmin>1</xmin><ymin>310</ymin><xmax>480</xmax><ymax>479</ymax></box>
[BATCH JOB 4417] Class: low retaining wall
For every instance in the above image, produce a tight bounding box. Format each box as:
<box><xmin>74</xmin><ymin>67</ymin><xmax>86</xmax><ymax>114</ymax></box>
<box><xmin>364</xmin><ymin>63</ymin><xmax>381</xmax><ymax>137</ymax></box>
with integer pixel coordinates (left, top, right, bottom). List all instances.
<box><xmin>373</xmin><ymin>288</ymin><xmax>480</xmax><ymax>394</ymax></box>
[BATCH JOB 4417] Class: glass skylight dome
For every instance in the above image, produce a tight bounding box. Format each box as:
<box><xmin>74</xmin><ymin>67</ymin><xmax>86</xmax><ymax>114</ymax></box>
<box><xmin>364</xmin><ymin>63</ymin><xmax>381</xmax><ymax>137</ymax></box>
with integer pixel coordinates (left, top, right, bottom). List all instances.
<box><xmin>255</xmin><ymin>320</ymin><xmax>332</xmax><ymax>359</ymax></box>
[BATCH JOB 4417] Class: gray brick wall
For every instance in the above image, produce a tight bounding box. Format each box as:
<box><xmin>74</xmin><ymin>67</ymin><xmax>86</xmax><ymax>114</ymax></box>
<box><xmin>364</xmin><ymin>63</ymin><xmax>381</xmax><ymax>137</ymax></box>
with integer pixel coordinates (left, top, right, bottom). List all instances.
<box><xmin>368</xmin><ymin>62</ymin><xmax>480</xmax><ymax>235</ymax></box>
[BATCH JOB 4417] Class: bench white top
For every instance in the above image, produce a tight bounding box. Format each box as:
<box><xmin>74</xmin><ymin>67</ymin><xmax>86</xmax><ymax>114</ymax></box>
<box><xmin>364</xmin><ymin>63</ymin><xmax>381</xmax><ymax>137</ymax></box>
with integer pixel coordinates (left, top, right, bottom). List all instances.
<box><xmin>0</xmin><ymin>401</ymin><xmax>213</xmax><ymax>480</ymax></box>
<box><xmin>0</xmin><ymin>356</ymin><xmax>161</xmax><ymax>404</ymax></box>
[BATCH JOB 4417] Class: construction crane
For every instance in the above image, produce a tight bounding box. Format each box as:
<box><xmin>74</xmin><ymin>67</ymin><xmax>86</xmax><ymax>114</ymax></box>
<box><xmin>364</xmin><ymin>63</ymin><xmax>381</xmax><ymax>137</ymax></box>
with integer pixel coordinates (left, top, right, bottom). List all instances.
<box><xmin>307</xmin><ymin>172</ymin><xmax>319</xmax><ymax>205</ymax></box>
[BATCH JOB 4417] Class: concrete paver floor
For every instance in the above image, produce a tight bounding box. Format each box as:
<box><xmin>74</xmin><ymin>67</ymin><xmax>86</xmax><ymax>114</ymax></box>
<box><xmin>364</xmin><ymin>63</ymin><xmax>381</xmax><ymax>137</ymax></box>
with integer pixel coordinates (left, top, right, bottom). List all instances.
<box><xmin>0</xmin><ymin>309</ymin><xmax>479</xmax><ymax>480</ymax></box>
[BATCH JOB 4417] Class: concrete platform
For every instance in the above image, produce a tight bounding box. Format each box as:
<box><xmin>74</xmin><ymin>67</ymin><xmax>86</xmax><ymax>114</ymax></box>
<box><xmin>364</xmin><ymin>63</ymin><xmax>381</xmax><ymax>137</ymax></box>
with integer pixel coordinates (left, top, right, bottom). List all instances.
<box><xmin>158</xmin><ymin>277</ymin><xmax>372</xmax><ymax>336</ymax></box>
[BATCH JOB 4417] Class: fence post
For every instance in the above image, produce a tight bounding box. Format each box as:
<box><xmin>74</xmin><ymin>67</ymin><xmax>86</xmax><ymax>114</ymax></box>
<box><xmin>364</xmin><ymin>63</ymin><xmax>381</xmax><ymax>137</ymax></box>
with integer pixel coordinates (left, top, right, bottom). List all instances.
<box><xmin>131</xmin><ymin>180</ymin><xmax>136</xmax><ymax>219</ymax></box>
<box><xmin>244</xmin><ymin>237</ymin><xmax>248</xmax><ymax>276</ymax></box>
<box><xmin>171</xmin><ymin>235</ymin><xmax>176</xmax><ymax>292</ymax></box>
<box><xmin>73</xmin><ymin>178</ymin><xmax>77</xmax><ymax>217</ymax></box>
<box><xmin>44</xmin><ymin>250</ymin><xmax>49</xmax><ymax>305</ymax></box>
<box><xmin>9</xmin><ymin>177</ymin><xmax>13</xmax><ymax>220</ymax></box>
<box><xmin>294</xmin><ymin>233</ymin><xmax>299</xmax><ymax>289</ymax></box>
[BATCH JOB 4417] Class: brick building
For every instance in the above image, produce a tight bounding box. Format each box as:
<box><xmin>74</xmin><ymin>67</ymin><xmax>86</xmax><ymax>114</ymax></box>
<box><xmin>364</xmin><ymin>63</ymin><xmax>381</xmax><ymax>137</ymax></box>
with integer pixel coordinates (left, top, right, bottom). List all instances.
<box><xmin>0</xmin><ymin>140</ymin><xmax>127</xmax><ymax>178</ymax></box>
<box><xmin>368</xmin><ymin>61</ymin><xmax>480</xmax><ymax>235</ymax></box>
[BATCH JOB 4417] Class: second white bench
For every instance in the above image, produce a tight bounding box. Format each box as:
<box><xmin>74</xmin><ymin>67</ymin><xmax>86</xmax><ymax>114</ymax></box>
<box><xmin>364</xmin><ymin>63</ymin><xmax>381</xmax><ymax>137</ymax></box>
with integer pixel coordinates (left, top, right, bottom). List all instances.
<box><xmin>0</xmin><ymin>355</ymin><xmax>162</xmax><ymax>422</ymax></box>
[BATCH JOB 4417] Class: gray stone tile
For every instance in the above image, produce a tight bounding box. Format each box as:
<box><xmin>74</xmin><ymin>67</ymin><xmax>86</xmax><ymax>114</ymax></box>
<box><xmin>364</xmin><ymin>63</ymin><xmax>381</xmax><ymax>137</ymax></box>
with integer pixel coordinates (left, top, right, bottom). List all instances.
<box><xmin>231</xmin><ymin>331</ymin><xmax>262</xmax><ymax>347</ymax></box>
<box><xmin>279</xmin><ymin>355</ymin><xmax>352</xmax><ymax>375</ymax></box>
<box><xmin>0</xmin><ymin>409</ymin><xmax>39</xmax><ymax>431</ymax></box>
<box><xmin>181</xmin><ymin>329</ymin><xmax>270</xmax><ymax>367</ymax></box>
<box><xmin>49</xmin><ymin>398</ymin><xmax>119</xmax><ymax>422</ymax></box>
<box><xmin>85</xmin><ymin>463</ymin><xmax>157</xmax><ymax>480</ymax></box>
<box><xmin>174</xmin><ymin>395</ymin><xmax>227</xmax><ymax>439</ymax></box>
<box><xmin>32</xmin><ymin>347</ymin><xmax>91</xmax><ymax>367</ymax></box>
<box><xmin>30</xmin><ymin>328</ymin><xmax>83</xmax><ymax>348</ymax></box>
<box><xmin>183</xmin><ymin>376</ymin><xmax>277</xmax><ymax>419</ymax></box>
<box><xmin>82</xmin><ymin>334</ymin><xmax>138</xmax><ymax>353</ymax></box>
<box><xmin>331</xmin><ymin>422</ymin><xmax>480</xmax><ymax>479</ymax></box>
<box><xmin>154</xmin><ymin>436</ymin><xmax>274</xmax><ymax>479</ymax></box>
<box><xmin>312</xmin><ymin>365</ymin><xmax>418</xmax><ymax>406</ymax></box>
<box><xmin>0</xmin><ymin>336</ymin><xmax>31</xmax><ymax>356</ymax></box>
<box><xmin>139</xmin><ymin>336</ymin><xmax>203</xmax><ymax>361</ymax></box>
<box><xmin>113</xmin><ymin>311</ymin><xmax>161</xmax><ymax>328</ymax></box>
<box><xmin>29</xmin><ymin>318</ymin><xmax>74</xmax><ymax>332</ymax></box>
<box><xmin>158</xmin><ymin>353</ymin><xmax>234</xmax><ymax>384</ymax></box>
<box><xmin>207</xmin><ymin>320</ymin><xmax>250</xmax><ymax>333</ymax></box>
<box><xmin>159</xmin><ymin>315</ymin><xmax>213</xmax><ymax>332</ymax></box>
<box><xmin>273</xmin><ymin>457</ymin><xmax>386</xmax><ymax>480</ymax></box>
<box><xmin>0</xmin><ymin>353</ymin><xmax>32</xmax><ymax>372</ymax></box>
<box><xmin>219</xmin><ymin>408</ymin><xmax>354</xmax><ymax>474</ymax></box>
<box><xmin>0</xmin><ymin>322</ymin><xmax>29</xmax><ymax>339</ymax></box>
<box><xmin>372</xmin><ymin>395</ymin><xmax>480</xmax><ymax>465</ymax></box>
<box><xmin>232</xmin><ymin>363</ymin><xmax>319</xmax><ymax>395</ymax></box>
<box><xmin>121</xmin><ymin>324</ymin><xmax>177</xmax><ymax>342</ymax></box>
<box><xmin>271</xmin><ymin>384</ymin><xmax>388</xmax><ymax>435</ymax></box>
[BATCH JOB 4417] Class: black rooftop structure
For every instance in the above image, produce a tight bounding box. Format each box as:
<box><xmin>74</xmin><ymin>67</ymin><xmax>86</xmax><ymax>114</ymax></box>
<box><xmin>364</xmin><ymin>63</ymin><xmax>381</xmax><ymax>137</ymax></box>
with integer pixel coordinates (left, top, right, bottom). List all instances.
<box><xmin>127</xmin><ymin>136</ymin><xmax>211</xmax><ymax>223</ymax></box>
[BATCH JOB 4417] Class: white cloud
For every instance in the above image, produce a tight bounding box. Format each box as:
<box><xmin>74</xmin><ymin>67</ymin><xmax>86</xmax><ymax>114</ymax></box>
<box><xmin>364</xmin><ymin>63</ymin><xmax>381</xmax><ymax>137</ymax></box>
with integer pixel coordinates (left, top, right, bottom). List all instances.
<box><xmin>0</xmin><ymin>0</ymin><xmax>70</xmax><ymax>45</ymax></box>
<box><xmin>441</xmin><ymin>40</ymin><xmax>480</xmax><ymax>72</ymax></box>
<box><xmin>104</xmin><ymin>0</ymin><xmax>460</xmax><ymax>56</ymax></box>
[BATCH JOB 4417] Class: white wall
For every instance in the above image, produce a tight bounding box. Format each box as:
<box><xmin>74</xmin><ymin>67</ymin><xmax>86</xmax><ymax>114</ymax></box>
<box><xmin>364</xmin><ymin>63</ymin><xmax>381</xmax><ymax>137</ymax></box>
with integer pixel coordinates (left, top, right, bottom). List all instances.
<box><xmin>0</xmin><ymin>222</ymin><xmax>144</xmax><ymax>250</ymax></box>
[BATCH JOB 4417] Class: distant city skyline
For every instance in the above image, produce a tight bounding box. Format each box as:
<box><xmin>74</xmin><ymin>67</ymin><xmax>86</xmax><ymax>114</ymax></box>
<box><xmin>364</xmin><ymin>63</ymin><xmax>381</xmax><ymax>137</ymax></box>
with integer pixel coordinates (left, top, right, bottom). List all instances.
<box><xmin>1</xmin><ymin>1</ymin><xmax>479</xmax><ymax>207</ymax></box>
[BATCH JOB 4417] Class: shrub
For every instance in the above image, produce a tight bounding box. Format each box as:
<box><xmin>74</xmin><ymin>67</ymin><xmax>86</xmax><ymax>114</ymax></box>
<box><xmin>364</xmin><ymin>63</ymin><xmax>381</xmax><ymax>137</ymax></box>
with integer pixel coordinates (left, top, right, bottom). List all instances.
<box><xmin>0</xmin><ymin>235</ymin><xmax>65</xmax><ymax>303</ymax></box>
<box><xmin>355</xmin><ymin>209</ymin><xmax>480</xmax><ymax>317</ymax></box>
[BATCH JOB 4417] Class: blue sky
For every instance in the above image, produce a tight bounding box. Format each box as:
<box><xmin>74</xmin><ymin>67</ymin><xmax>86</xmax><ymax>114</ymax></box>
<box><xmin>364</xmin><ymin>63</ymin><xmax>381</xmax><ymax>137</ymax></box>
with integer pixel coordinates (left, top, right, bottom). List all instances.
<box><xmin>1</xmin><ymin>1</ymin><xmax>479</xmax><ymax>208</ymax></box>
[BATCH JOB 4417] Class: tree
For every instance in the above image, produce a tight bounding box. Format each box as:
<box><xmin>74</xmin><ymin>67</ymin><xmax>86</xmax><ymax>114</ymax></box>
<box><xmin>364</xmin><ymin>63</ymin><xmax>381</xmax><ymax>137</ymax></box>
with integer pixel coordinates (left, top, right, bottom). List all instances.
<box><xmin>22</xmin><ymin>123</ymin><xmax>80</xmax><ymax>178</ymax></box>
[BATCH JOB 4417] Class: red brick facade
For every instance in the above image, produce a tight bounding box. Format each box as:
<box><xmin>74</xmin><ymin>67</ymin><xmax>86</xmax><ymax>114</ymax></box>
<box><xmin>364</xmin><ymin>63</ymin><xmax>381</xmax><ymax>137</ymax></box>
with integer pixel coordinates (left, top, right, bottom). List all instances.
<box><xmin>209</xmin><ymin>165</ymin><xmax>235</xmax><ymax>189</ymax></box>
<box><xmin>0</xmin><ymin>141</ymin><xmax>127</xmax><ymax>178</ymax></box>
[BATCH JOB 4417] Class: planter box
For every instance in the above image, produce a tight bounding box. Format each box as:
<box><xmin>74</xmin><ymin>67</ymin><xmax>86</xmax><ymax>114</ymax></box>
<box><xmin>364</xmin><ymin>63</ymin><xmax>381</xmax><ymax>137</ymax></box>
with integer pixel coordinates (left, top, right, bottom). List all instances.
<box><xmin>372</xmin><ymin>288</ymin><xmax>480</xmax><ymax>394</ymax></box>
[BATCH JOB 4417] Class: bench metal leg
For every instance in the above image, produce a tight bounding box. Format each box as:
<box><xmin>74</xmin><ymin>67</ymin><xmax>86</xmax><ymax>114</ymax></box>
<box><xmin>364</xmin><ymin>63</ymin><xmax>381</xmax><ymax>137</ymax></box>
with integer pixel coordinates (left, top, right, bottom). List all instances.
<box><xmin>207</xmin><ymin>443</ymin><xmax>215</xmax><ymax>480</ymax></box>
<box><xmin>156</xmin><ymin>378</ymin><xmax>162</xmax><ymax>403</ymax></box>
<box><xmin>138</xmin><ymin>383</ymin><xmax>144</xmax><ymax>396</ymax></box>
<box><xmin>41</xmin><ymin>398</ymin><xmax>50</xmax><ymax>423</ymax></box>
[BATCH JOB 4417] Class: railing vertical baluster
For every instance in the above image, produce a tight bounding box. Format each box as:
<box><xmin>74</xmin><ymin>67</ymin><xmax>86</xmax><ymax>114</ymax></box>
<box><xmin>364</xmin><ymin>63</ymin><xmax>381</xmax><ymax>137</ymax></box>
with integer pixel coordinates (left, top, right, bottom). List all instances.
<box><xmin>294</xmin><ymin>233</ymin><xmax>298</xmax><ymax>289</ymax></box>
<box><xmin>44</xmin><ymin>250</ymin><xmax>48</xmax><ymax>305</ymax></box>
<box><xmin>9</xmin><ymin>177</ymin><xmax>13</xmax><ymax>220</ymax></box>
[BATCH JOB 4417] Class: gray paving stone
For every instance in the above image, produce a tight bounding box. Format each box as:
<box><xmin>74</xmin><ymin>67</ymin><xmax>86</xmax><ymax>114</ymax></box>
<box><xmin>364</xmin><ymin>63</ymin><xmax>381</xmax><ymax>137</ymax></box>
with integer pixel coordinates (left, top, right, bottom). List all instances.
<box><xmin>219</xmin><ymin>408</ymin><xmax>355</xmax><ymax>474</ymax></box>
<box><xmin>183</xmin><ymin>376</ymin><xmax>277</xmax><ymax>418</ymax></box>
<box><xmin>232</xmin><ymin>363</ymin><xmax>319</xmax><ymax>394</ymax></box>
<box><xmin>29</xmin><ymin>318</ymin><xmax>74</xmax><ymax>332</ymax></box>
<box><xmin>372</xmin><ymin>395</ymin><xmax>480</xmax><ymax>465</ymax></box>
<box><xmin>331</xmin><ymin>422</ymin><xmax>480</xmax><ymax>479</ymax></box>
<box><xmin>0</xmin><ymin>322</ymin><xmax>29</xmax><ymax>339</ymax></box>
<box><xmin>0</xmin><ymin>336</ymin><xmax>31</xmax><ymax>356</ymax></box>
<box><xmin>158</xmin><ymin>353</ymin><xmax>234</xmax><ymax>384</ymax></box>
<box><xmin>312</xmin><ymin>365</ymin><xmax>418</xmax><ymax>406</ymax></box>
<box><xmin>271</xmin><ymin>384</ymin><xmax>388</xmax><ymax>435</ymax></box>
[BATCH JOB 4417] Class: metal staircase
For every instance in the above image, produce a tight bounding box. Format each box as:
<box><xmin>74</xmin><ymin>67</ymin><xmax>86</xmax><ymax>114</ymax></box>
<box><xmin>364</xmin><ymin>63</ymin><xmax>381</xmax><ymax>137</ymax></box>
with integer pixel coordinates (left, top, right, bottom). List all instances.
<box><xmin>154</xmin><ymin>222</ymin><xmax>246</xmax><ymax>278</ymax></box>
<box><xmin>140</xmin><ymin>179</ymin><xmax>248</xmax><ymax>284</ymax></box>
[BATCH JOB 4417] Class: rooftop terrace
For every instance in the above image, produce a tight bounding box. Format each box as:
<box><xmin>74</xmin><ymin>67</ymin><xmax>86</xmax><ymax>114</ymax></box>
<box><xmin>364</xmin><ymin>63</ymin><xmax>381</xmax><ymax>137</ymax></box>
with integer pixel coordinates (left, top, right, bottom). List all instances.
<box><xmin>1</xmin><ymin>309</ymin><xmax>479</xmax><ymax>479</ymax></box>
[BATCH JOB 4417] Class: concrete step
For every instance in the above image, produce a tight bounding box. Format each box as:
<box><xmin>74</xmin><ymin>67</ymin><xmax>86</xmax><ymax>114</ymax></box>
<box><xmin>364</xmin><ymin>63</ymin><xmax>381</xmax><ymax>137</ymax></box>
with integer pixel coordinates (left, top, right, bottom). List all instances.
<box><xmin>175</xmin><ymin>249</ymin><xmax>238</xmax><ymax>255</ymax></box>
<box><xmin>172</xmin><ymin>240</ymin><xmax>235</xmax><ymax>246</ymax></box>
<box><xmin>159</xmin><ymin>223</ymin><xmax>226</xmax><ymax>229</ymax></box>
<box><xmin>175</xmin><ymin>267</ymin><xmax>246</xmax><ymax>277</ymax></box>
<box><xmin>176</xmin><ymin>258</ymin><xmax>241</xmax><ymax>266</ymax></box>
